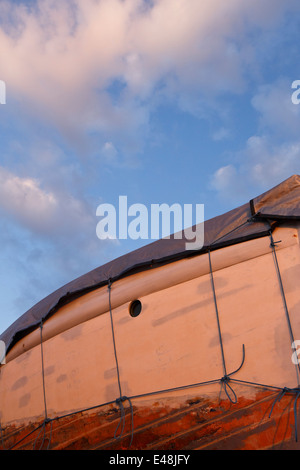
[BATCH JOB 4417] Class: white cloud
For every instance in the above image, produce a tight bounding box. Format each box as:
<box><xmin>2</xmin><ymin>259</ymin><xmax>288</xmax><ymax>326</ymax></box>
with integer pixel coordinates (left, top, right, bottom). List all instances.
<box><xmin>210</xmin><ymin>74</ymin><xmax>300</xmax><ymax>203</ymax></box>
<box><xmin>101</xmin><ymin>141</ymin><xmax>118</xmax><ymax>164</ymax></box>
<box><xmin>211</xmin><ymin>134</ymin><xmax>300</xmax><ymax>204</ymax></box>
<box><xmin>251</xmin><ymin>78</ymin><xmax>300</xmax><ymax>138</ymax></box>
<box><xmin>210</xmin><ymin>165</ymin><xmax>237</xmax><ymax>191</ymax></box>
<box><xmin>210</xmin><ymin>164</ymin><xmax>249</xmax><ymax>203</ymax></box>
<box><xmin>243</xmin><ymin>136</ymin><xmax>300</xmax><ymax>188</ymax></box>
<box><xmin>0</xmin><ymin>215</ymin><xmax>113</xmax><ymax>329</ymax></box>
<box><xmin>0</xmin><ymin>165</ymin><xmax>94</xmax><ymax>238</ymax></box>
<box><xmin>0</xmin><ymin>162</ymin><xmax>119</xmax><ymax>328</ymax></box>
<box><xmin>1</xmin><ymin>0</ymin><xmax>299</xmax><ymax>151</ymax></box>
<box><xmin>212</xmin><ymin>127</ymin><xmax>232</xmax><ymax>141</ymax></box>
<box><xmin>1</xmin><ymin>0</ymin><xmax>300</xmax><ymax>331</ymax></box>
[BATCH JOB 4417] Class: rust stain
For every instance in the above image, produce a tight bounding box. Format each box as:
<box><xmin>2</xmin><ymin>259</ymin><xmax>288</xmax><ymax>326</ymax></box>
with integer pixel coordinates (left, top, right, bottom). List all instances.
<box><xmin>2</xmin><ymin>389</ymin><xmax>300</xmax><ymax>450</ymax></box>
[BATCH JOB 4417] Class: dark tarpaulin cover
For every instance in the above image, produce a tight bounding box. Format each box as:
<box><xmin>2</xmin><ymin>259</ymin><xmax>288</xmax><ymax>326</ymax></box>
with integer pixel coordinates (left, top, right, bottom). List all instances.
<box><xmin>1</xmin><ymin>174</ymin><xmax>300</xmax><ymax>354</ymax></box>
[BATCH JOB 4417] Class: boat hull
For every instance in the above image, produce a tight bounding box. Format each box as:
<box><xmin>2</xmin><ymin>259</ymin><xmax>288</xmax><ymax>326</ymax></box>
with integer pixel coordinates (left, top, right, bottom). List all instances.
<box><xmin>1</xmin><ymin>225</ymin><xmax>300</xmax><ymax>450</ymax></box>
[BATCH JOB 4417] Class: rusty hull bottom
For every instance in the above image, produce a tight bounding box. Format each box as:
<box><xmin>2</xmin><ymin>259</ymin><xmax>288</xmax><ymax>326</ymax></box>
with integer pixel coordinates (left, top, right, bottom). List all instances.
<box><xmin>2</xmin><ymin>388</ymin><xmax>300</xmax><ymax>450</ymax></box>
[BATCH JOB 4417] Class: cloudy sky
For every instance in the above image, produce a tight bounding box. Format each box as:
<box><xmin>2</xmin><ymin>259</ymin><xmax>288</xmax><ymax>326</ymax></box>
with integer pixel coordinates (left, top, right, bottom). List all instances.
<box><xmin>0</xmin><ymin>0</ymin><xmax>300</xmax><ymax>334</ymax></box>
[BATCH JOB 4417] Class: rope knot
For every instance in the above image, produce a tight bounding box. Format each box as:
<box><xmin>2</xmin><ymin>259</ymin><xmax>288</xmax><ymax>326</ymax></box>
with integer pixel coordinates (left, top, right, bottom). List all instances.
<box><xmin>270</xmin><ymin>240</ymin><xmax>282</xmax><ymax>248</ymax></box>
<box><xmin>269</xmin><ymin>386</ymin><xmax>300</xmax><ymax>442</ymax></box>
<box><xmin>114</xmin><ymin>396</ymin><xmax>134</xmax><ymax>447</ymax></box>
<box><xmin>290</xmin><ymin>387</ymin><xmax>300</xmax><ymax>393</ymax></box>
<box><xmin>221</xmin><ymin>375</ymin><xmax>230</xmax><ymax>383</ymax></box>
<box><xmin>116</xmin><ymin>396</ymin><xmax>128</xmax><ymax>404</ymax></box>
<box><xmin>218</xmin><ymin>344</ymin><xmax>245</xmax><ymax>404</ymax></box>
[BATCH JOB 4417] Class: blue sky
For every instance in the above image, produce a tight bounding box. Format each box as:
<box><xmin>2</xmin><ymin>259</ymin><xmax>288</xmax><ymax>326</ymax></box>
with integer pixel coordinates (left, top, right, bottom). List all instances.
<box><xmin>0</xmin><ymin>0</ymin><xmax>300</xmax><ymax>334</ymax></box>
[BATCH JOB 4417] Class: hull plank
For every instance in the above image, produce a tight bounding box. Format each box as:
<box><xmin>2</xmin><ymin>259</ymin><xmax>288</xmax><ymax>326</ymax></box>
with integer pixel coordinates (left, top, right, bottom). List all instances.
<box><xmin>1</xmin><ymin>176</ymin><xmax>300</xmax><ymax>450</ymax></box>
<box><xmin>1</xmin><ymin>386</ymin><xmax>299</xmax><ymax>450</ymax></box>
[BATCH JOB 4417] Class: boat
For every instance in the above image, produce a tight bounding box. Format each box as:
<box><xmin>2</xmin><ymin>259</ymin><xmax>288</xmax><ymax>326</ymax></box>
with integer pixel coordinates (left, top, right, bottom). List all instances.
<box><xmin>1</xmin><ymin>174</ymin><xmax>300</xmax><ymax>450</ymax></box>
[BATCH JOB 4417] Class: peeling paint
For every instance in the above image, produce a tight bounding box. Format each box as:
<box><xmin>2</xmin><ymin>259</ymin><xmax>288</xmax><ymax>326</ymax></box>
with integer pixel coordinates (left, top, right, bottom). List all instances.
<box><xmin>2</xmin><ymin>389</ymin><xmax>300</xmax><ymax>450</ymax></box>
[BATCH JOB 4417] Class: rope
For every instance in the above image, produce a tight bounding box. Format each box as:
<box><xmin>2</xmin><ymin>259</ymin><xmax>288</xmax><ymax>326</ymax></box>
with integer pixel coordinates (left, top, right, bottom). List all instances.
<box><xmin>108</xmin><ymin>280</ymin><xmax>123</xmax><ymax>398</ymax></box>
<box><xmin>219</xmin><ymin>345</ymin><xmax>245</xmax><ymax>404</ymax></box>
<box><xmin>108</xmin><ymin>280</ymin><xmax>135</xmax><ymax>447</ymax></box>
<box><xmin>268</xmin><ymin>386</ymin><xmax>300</xmax><ymax>442</ymax></box>
<box><xmin>32</xmin><ymin>418</ymin><xmax>52</xmax><ymax>450</ymax></box>
<box><xmin>208</xmin><ymin>249</ymin><xmax>227</xmax><ymax>378</ymax></box>
<box><xmin>208</xmin><ymin>249</ymin><xmax>246</xmax><ymax>403</ymax></box>
<box><xmin>0</xmin><ymin>422</ymin><xmax>6</xmax><ymax>450</ymax></box>
<box><xmin>269</xmin><ymin>230</ymin><xmax>300</xmax><ymax>386</ymax></box>
<box><xmin>255</xmin><ymin>229</ymin><xmax>300</xmax><ymax>442</ymax></box>
<box><xmin>4</xmin><ymin>375</ymin><xmax>300</xmax><ymax>449</ymax></box>
<box><xmin>114</xmin><ymin>396</ymin><xmax>134</xmax><ymax>447</ymax></box>
<box><xmin>7</xmin><ymin>422</ymin><xmax>45</xmax><ymax>450</ymax></box>
<box><xmin>3</xmin><ymin>226</ymin><xmax>300</xmax><ymax>449</ymax></box>
<box><xmin>39</xmin><ymin>321</ymin><xmax>48</xmax><ymax>421</ymax></box>
<box><xmin>31</xmin><ymin>321</ymin><xmax>53</xmax><ymax>450</ymax></box>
